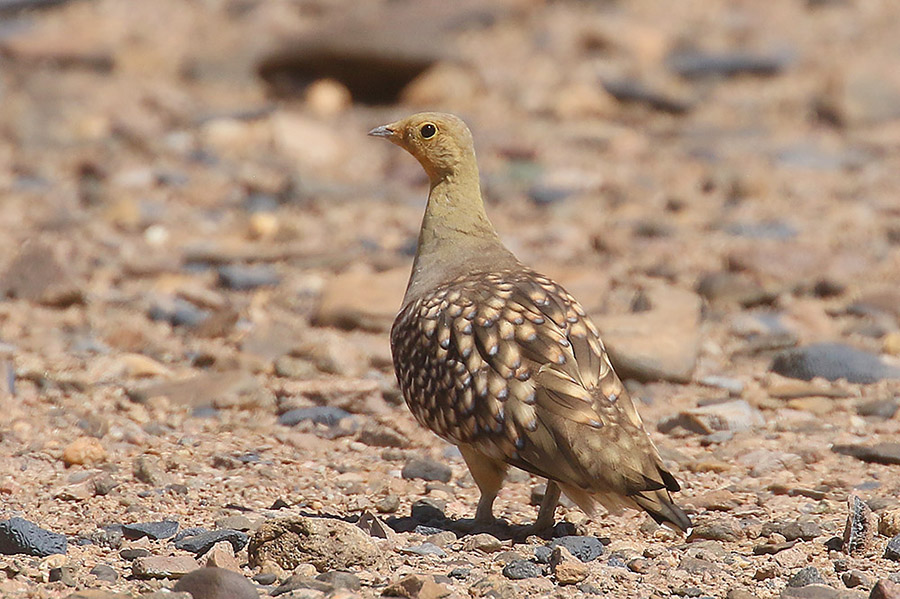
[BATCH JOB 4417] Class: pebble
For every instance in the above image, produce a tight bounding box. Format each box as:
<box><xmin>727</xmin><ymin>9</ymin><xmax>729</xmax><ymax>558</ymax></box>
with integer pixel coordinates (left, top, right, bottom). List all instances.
<box><xmin>248</xmin><ymin>516</ymin><xmax>380</xmax><ymax>572</ymax></box>
<box><xmin>133</xmin><ymin>454</ymin><xmax>171</xmax><ymax>487</ymax></box>
<box><xmin>376</xmin><ymin>495</ymin><xmax>400</xmax><ymax>514</ymax></box>
<box><xmin>885</xmin><ymin>535</ymin><xmax>900</xmax><ymax>561</ymax></box>
<box><xmin>871</xmin><ymin>580</ymin><xmax>900</xmax><ymax>599</ymax></box>
<box><xmin>501</xmin><ymin>559</ymin><xmax>541</xmax><ymax>580</ymax></box>
<box><xmin>462</xmin><ymin>533</ymin><xmax>503</xmax><ymax>553</ymax></box>
<box><xmin>119</xmin><ymin>548</ymin><xmax>151</xmax><ymax>560</ymax></box>
<box><xmin>832</xmin><ymin>443</ymin><xmax>900</xmax><ymax>466</ymax></box>
<box><xmin>550</xmin><ymin>545</ymin><xmax>588</xmax><ymax>585</ymax></box>
<box><xmin>148</xmin><ymin>297</ymin><xmax>210</xmax><ymax>328</ymax></box>
<box><xmin>400</xmin><ymin>543</ymin><xmax>447</xmax><ymax>557</ymax></box>
<box><xmin>840</xmin><ymin>570</ymin><xmax>869</xmax><ymax>588</ymax></box>
<box><xmin>175</xmin><ymin>529</ymin><xmax>249</xmax><ymax>554</ymax></box>
<box><xmin>771</xmin><ymin>343</ymin><xmax>900</xmax><ymax>383</ymax></box>
<box><xmin>788</xmin><ymin>566</ymin><xmax>826</xmax><ymax>587</ymax></box>
<box><xmin>356</xmin><ymin>424</ymin><xmax>410</xmax><ymax>448</ymax></box>
<box><xmin>122</xmin><ymin>520</ymin><xmax>179</xmax><ymax>541</ymax></box>
<box><xmin>217</xmin><ymin>264</ymin><xmax>280</xmax><ymax>290</ymax></box>
<box><xmin>401</xmin><ymin>458</ymin><xmax>452</xmax><ymax>483</ymax></box>
<box><xmin>90</xmin><ymin>564</ymin><xmax>119</xmax><ymax>582</ymax></box>
<box><xmin>316</xmin><ymin>571</ymin><xmax>361</xmax><ymax>591</ymax></box>
<box><xmin>856</xmin><ymin>398</ymin><xmax>899</xmax><ymax>419</ymax></box>
<box><xmin>690</xmin><ymin>518</ymin><xmax>743</xmax><ymax>542</ymax></box>
<box><xmin>382</xmin><ymin>573</ymin><xmax>450</xmax><ymax>598</ymax></box>
<box><xmin>662</xmin><ymin>400</ymin><xmax>764</xmax><ymax>435</ymax></box>
<box><xmin>549</xmin><ymin>536</ymin><xmax>605</xmax><ymax>562</ymax></box>
<box><xmin>0</xmin><ymin>517</ymin><xmax>67</xmax><ymax>557</ymax></box>
<box><xmin>62</xmin><ymin>437</ymin><xmax>107</xmax><ymax>466</ymax></box>
<box><xmin>173</xmin><ymin>566</ymin><xmax>259</xmax><ymax>599</ymax></box>
<box><xmin>132</xmin><ymin>555</ymin><xmax>200</xmax><ymax>579</ymax></box>
<box><xmin>762</xmin><ymin>520</ymin><xmax>823</xmax><ymax>542</ymax></box>
<box><xmin>278</xmin><ymin>406</ymin><xmax>351</xmax><ymax>427</ymax></box>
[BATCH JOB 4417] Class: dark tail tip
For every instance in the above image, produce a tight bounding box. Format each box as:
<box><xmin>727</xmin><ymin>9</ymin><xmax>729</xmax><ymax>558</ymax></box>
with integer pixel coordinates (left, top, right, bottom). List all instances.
<box><xmin>632</xmin><ymin>491</ymin><xmax>693</xmax><ymax>534</ymax></box>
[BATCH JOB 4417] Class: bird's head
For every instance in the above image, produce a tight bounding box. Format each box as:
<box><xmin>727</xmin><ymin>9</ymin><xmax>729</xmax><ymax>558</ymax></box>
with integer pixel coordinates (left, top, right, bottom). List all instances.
<box><xmin>369</xmin><ymin>112</ymin><xmax>476</xmax><ymax>182</ymax></box>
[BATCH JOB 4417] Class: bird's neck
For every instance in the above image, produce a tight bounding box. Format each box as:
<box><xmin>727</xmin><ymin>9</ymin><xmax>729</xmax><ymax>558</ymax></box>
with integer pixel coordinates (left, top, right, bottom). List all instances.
<box><xmin>403</xmin><ymin>169</ymin><xmax>518</xmax><ymax>304</ymax></box>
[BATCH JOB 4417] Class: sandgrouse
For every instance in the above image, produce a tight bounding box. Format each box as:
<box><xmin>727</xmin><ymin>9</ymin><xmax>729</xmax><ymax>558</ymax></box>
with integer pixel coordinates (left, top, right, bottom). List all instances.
<box><xmin>369</xmin><ymin>112</ymin><xmax>691</xmax><ymax>533</ymax></box>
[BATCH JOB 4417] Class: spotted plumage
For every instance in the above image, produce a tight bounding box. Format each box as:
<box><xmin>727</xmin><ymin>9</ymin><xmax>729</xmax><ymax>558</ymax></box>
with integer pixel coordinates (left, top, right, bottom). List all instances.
<box><xmin>371</xmin><ymin>112</ymin><xmax>690</xmax><ymax>533</ymax></box>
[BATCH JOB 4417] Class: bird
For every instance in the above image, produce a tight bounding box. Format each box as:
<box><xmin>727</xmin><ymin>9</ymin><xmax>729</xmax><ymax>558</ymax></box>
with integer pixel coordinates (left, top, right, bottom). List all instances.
<box><xmin>369</xmin><ymin>112</ymin><xmax>691</xmax><ymax>534</ymax></box>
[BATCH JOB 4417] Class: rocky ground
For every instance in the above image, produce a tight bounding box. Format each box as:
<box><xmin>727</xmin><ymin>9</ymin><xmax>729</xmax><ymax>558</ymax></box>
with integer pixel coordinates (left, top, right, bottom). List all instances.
<box><xmin>1</xmin><ymin>0</ymin><xmax>900</xmax><ymax>598</ymax></box>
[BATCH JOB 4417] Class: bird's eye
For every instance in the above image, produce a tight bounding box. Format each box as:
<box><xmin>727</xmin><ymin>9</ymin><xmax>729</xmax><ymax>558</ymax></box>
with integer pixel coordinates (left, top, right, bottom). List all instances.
<box><xmin>420</xmin><ymin>123</ymin><xmax>436</xmax><ymax>139</ymax></box>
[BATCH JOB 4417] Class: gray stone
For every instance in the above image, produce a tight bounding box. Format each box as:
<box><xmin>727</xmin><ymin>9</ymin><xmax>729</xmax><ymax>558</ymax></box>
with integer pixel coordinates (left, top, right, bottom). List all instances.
<box><xmin>89</xmin><ymin>564</ymin><xmax>119</xmax><ymax>582</ymax></box>
<box><xmin>122</xmin><ymin>520</ymin><xmax>179</xmax><ymax>541</ymax></box>
<box><xmin>401</xmin><ymin>458</ymin><xmax>452</xmax><ymax>483</ymax></box>
<box><xmin>278</xmin><ymin>406</ymin><xmax>350</xmax><ymax>427</ymax></box>
<box><xmin>217</xmin><ymin>264</ymin><xmax>280</xmax><ymax>290</ymax></box>
<box><xmin>771</xmin><ymin>343</ymin><xmax>900</xmax><ymax>383</ymax></box>
<box><xmin>549</xmin><ymin>536</ymin><xmax>605</xmax><ymax>562</ymax></box>
<box><xmin>885</xmin><ymin>534</ymin><xmax>900</xmax><ymax>561</ymax></box>
<box><xmin>789</xmin><ymin>566</ymin><xmax>826</xmax><ymax>587</ymax></box>
<box><xmin>174</xmin><ymin>529</ymin><xmax>249</xmax><ymax>555</ymax></box>
<box><xmin>0</xmin><ymin>517</ymin><xmax>67</xmax><ymax>557</ymax></box>
<box><xmin>833</xmin><ymin>443</ymin><xmax>900</xmax><ymax>466</ymax></box>
<box><xmin>501</xmin><ymin>559</ymin><xmax>541</xmax><ymax>580</ymax></box>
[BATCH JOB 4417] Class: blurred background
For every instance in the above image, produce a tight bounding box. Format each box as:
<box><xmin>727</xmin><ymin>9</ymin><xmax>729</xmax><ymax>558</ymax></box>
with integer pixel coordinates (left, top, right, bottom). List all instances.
<box><xmin>1</xmin><ymin>0</ymin><xmax>900</xmax><ymax>596</ymax></box>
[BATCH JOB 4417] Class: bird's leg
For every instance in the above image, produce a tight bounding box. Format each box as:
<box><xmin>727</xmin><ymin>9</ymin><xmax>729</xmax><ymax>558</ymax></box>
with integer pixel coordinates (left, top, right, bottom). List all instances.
<box><xmin>458</xmin><ymin>445</ymin><xmax>508</xmax><ymax>525</ymax></box>
<box><xmin>533</xmin><ymin>480</ymin><xmax>561</xmax><ymax>531</ymax></box>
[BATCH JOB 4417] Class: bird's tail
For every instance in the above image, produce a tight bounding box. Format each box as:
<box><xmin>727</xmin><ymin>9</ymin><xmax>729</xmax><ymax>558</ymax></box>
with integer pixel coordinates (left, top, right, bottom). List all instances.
<box><xmin>631</xmin><ymin>489</ymin><xmax>692</xmax><ymax>533</ymax></box>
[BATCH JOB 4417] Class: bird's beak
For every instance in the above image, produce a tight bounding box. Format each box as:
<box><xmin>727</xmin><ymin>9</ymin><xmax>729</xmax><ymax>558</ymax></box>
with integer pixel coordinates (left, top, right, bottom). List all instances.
<box><xmin>368</xmin><ymin>124</ymin><xmax>396</xmax><ymax>139</ymax></box>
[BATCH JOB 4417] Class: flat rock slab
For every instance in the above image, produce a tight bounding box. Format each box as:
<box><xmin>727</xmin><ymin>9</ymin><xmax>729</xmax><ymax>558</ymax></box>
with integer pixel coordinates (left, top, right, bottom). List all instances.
<box><xmin>132</xmin><ymin>555</ymin><xmax>200</xmax><ymax>579</ymax></box>
<box><xmin>0</xmin><ymin>517</ymin><xmax>67</xmax><ymax>557</ymax></box>
<box><xmin>248</xmin><ymin>516</ymin><xmax>380</xmax><ymax>572</ymax></box>
<box><xmin>771</xmin><ymin>343</ymin><xmax>900</xmax><ymax>383</ymax></box>
<box><xmin>832</xmin><ymin>443</ymin><xmax>900</xmax><ymax>466</ymax></box>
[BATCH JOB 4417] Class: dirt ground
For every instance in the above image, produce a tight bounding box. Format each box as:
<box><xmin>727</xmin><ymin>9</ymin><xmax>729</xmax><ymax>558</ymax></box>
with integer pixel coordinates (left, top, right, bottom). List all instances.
<box><xmin>1</xmin><ymin>0</ymin><xmax>900</xmax><ymax>598</ymax></box>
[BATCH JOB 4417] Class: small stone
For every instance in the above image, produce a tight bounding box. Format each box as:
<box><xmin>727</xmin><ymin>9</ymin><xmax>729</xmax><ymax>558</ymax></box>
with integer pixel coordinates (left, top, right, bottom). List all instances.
<box><xmin>278</xmin><ymin>406</ymin><xmax>351</xmax><ymax>428</ymax></box>
<box><xmin>788</xmin><ymin>566</ymin><xmax>826</xmax><ymax>587</ymax></box>
<box><xmin>0</xmin><ymin>517</ymin><xmax>67</xmax><ymax>557</ymax></box>
<box><xmin>316</xmin><ymin>571</ymin><xmax>361</xmax><ymax>591</ymax></box>
<box><xmin>680</xmin><ymin>557</ymin><xmax>721</xmax><ymax>574</ymax></box>
<box><xmin>205</xmin><ymin>541</ymin><xmax>241</xmax><ymax>571</ymax></box>
<box><xmin>551</xmin><ymin>545</ymin><xmax>588</xmax><ymax>585</ymax></box>
<box><xmin>690</xmin><ymin>518</ymin><xmax>743</xmax><ymax>542</ymax></box>
<box><xmin>90</xmin><ymin>564</ymin><xmax>118</xmax><ymax>582</ymax></box>
<box><xmin>549</xmin><ymin>536</ymin><xmax>605</xmax><ymax>562</ymax></box>
<box><xmin>726</xmin><ymin>590</ymin><xmax>760</xmax><ymax>599</ymax></box>
<box><xmin>132</xmin><ymin>555</ymin><xmax>200</xmax><ymax>579</ymax></box>
<box><xmin>133</xmin><ymin>455</ymin><xmax>171</xmax><ymax>487</ymax></box>
<box><xmin>400</xmin><ymin>543</ymin><xmax>447</xmax><ymax>557</ymax></box>
<box><xmin>870</xmin><ymin>579</ymin><xmax>900</xmax><ymax>599</ymax></box>
<box><xmin>313</xmin><ymin>268</ymin><xmax>407</xmax><ymax>332</ymax></box>
<box><xmin>402</xmin><ymin>458</ymin><xmax>452</xmax><ymax>483</ymax></box>
<box><xmin>885</xmin><ymin>535</ymin><xmax>900</xmax><ymax>561</ymax></box>
<box><xmin>843</xmin><ymin>495</ymin><xmax>879</xmax><ymax>554</ymax></box>
<box><xmin>376</xmin><ymin>495</ymin><xmax>400</xmax><ymax>514</ymax></box>
<box><xmin>122</xmin><ymin>520</ymin><xmax>179</xmax><ymax>541</ymax></box>
<box><xmin>856</xmin><ymin>398</ymin><xmax>899</xmax><ymax>419</ymax></box>
<box><xmin>840</xmin><ymin>570</ymin><xmax>869</xmax><ymax>588</ymax></box>
<box><xmin>49</xmin><ymin>565</ymin><xmax>77</xmax><ymax>586</ymax></box>
<box><xmin>248</xmin><ymin>516</ymin><xmax>380</xmax><ymax>572</ymax></box>
<box><xmin>501</xmin><ymin>559</ymin><xmax>541</xmax><ymax>580</ymax></box>
<box><xmin>62</xmin><ymin>437</ymin><xmax>107</xmax><ymax>466</ymax></box>
<box><xmin>462</xmin><ymin>533</ymin><xmax>502</xmax><ymax>553</ymax></box>
<box><xmin>217</xmin><ymin>264</ymin><xmax>280</xmax><ymax>290</ymax></box>
<box><xmin>119</xmin><ymin>548</ymin><xmax>150</xmax><ymax>560</ymax></box>
<box><xmin>381</xmin><ymin>573</ymin><xmax>450</xmax><ymax>598</ymax></box>
<box><xmin>357</xmin><ymin>424</ymin><xmax>410</xmax><ymax>448</ymax></box>
<box><xmin>679</xmin><ymin>400</ymin><xmax>765</xmax><ymax>434</ymax></box>
<box><xmin>173</xmin><ymin>566</ymin><xmax>259</xmax><ymax>598</ymax></box>
<box><xmin>175</xmin><ymin>529</ymin><xmax>250</xmax><ymax>554</ymax></box>
<box><xmin>880</xmin><ymin>509</ymin><xmax>900</xmax><ymax>537</ymax></box>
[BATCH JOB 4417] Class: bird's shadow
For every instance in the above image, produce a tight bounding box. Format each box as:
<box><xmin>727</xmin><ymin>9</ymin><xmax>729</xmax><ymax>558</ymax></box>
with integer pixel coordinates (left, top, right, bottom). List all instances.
<box><xmin>383</xmin><ymin>514</ymin><xmax>577</xmax><ymax>543</ymax></box>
